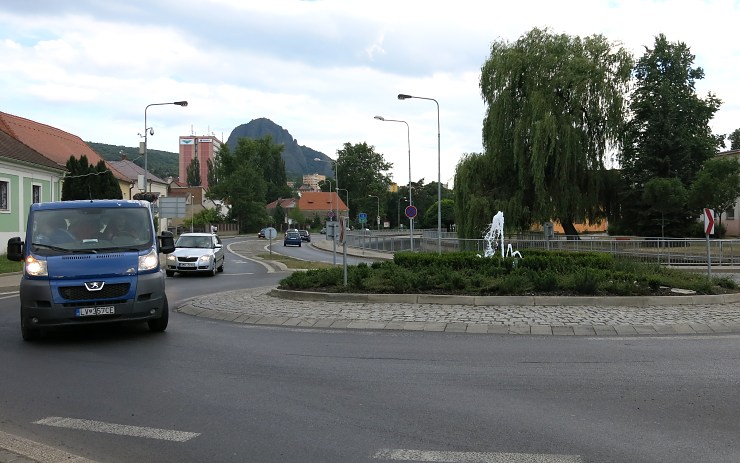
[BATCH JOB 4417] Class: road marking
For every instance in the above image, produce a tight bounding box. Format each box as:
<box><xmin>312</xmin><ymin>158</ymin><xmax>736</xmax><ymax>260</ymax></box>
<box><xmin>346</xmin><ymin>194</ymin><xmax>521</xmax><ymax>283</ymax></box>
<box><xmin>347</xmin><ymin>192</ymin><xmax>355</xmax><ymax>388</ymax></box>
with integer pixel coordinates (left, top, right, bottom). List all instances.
<box><xmin>0</xmin><ymin>429</ymin><xmax>98</xmax><ymax>463</ymax></box>
<box><xmin>0</xmin><ymin>292</ymin><xmax>19</xmax><ymax>299</ymax></box>
<box><xmin>373</xmin><ymin>448</ymin><xmax>583</xmax><ymax>463</ymax></box>
<box><xmin>35</xmin><ymin>417</ymin><xmax>200</xmax><ymax>442</ymax></box>
<box><xmin>227</xmin><ymin>241</ymin><xmax>276</xmax><ymax>273</ymax></box>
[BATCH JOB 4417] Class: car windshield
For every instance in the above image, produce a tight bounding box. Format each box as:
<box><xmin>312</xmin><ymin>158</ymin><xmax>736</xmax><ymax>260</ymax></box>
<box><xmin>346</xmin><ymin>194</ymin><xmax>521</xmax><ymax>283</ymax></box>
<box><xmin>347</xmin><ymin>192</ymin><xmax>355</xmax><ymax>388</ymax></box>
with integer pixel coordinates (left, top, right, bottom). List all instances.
<box><xmin>176</xmin><ymin>235</ymin><xmax>212</xmax><ymax>248</ymax></box>
<box><xmin>30</xmin><ymin>207</ymin><xmax>153</xmax><ymax>254</ymax></box>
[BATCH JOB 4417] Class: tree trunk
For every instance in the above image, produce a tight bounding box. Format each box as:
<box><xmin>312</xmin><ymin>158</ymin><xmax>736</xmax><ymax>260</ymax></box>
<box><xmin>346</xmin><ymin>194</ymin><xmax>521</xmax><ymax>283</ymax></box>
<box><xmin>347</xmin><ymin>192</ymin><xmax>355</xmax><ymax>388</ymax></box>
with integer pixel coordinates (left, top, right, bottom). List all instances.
<box><xmin>561</xmin><ymin>221</ymin><xmax>581</xmax><ymax>240</ymax></box>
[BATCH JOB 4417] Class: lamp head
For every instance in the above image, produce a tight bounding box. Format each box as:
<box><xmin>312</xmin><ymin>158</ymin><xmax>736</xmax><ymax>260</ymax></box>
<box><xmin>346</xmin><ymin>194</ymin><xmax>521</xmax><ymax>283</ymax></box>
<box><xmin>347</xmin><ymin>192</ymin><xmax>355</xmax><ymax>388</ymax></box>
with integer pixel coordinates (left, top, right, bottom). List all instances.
<box><xmin>397</xmin><ymin>94</ymin><xmax>412</xmax><ymax>100</ymax></box>
<box><xmin>374</xmin><ymin>115</ymin><xmax>385</xmax><ymax>121</ymax></box>
<box><xmin>149</xmin><ymin>127</ymin><xmax>154</xmax><ymax>136</ymax></box>
<box><xmin>174</xmin><ymin>101</ymin><xmax>188</xmax><ymax>107</ymax></box>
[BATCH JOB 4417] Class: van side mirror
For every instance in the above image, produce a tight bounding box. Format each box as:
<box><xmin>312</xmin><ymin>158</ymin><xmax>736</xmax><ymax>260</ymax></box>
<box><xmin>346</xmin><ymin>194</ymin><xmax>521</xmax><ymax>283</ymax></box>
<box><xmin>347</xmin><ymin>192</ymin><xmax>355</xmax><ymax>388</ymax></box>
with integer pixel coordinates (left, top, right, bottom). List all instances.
<box><xmin>158</xmin><ymin>231</ymin><xmax>175</xmax><ymax>254</ymax></box>
<box><xmin>7</xmin><ymin>237</ymin><xmax>24</xmax><ymax>261</ymax></box>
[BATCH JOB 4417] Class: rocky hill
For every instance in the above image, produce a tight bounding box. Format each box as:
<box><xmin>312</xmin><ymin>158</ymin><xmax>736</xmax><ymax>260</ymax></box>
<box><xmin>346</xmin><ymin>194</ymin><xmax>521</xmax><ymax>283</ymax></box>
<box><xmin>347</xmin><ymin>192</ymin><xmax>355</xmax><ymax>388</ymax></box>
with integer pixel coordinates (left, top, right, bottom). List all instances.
<box><xmin>226</xmin><ymin>118</ymin><xmax>334</xmax><ymax>178</ymax></box>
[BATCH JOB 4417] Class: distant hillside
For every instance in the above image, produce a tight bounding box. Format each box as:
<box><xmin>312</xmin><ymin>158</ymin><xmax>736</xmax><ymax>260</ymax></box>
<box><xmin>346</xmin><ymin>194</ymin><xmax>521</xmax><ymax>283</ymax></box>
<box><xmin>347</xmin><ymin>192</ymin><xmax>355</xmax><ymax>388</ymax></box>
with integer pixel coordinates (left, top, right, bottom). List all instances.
<box><xmin>89</xmin><ymin>118</ymin><xmax>334</xmax><ymax>182</ymax></box>
<box><xmin>88</xmin><ymin>142</ymin><xmax>179</xmax><ymax>179</ymax></box>
<box><xmin>227</xmin><ymin>118</ymin><xmax>334</xmax><ymax>178</ymax></box>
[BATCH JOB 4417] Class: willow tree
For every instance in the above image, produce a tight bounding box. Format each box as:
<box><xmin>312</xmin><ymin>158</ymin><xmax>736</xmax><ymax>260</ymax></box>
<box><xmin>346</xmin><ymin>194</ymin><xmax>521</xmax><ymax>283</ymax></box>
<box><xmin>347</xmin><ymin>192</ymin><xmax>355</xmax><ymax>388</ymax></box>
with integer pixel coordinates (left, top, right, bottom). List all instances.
<box><xmin>478</xmin><ymin>27</ymin><xmax>633</xmax><ymax>236</ymax></box>
<box><xmin>454</xmin><ymin>152</ymin><xmax>497</xmax><ymax>239</ymax></box>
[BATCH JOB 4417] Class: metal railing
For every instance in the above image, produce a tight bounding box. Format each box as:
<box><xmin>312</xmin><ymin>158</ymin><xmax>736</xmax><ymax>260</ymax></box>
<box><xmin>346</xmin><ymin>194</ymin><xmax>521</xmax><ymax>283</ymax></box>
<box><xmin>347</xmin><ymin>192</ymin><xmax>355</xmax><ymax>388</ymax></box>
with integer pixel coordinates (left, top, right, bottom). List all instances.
<box><xmin>343</xmin><ymin>230</ymin><xmax>740</xmax><ymax>266</ymax></box>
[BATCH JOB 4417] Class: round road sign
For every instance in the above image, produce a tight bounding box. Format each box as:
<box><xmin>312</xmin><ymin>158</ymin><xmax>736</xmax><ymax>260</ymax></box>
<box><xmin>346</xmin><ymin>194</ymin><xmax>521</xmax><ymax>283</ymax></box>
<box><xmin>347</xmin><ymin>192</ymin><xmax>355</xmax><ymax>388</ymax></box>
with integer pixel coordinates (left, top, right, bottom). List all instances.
<box><xmin>405</xmin><ymin>205</ymin><xmax>417</xmax><ymax>219</ymax></box>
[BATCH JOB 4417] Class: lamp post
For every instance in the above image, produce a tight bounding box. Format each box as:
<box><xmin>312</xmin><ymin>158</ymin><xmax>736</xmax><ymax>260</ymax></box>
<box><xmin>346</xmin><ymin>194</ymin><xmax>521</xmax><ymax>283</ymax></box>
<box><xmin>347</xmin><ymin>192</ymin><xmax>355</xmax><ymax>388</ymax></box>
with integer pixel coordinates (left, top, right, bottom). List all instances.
<box><xmin>368</xmin><ymin>195</ymin><xmax>380</xmax><ymax>231</ymax></box>
<box><xmin>143</xmin><ymin>101</ymin><xmax>188</xmax><ymax>193</ymax></box>
<box><xmin>398</xmin><ymin>93</ymin><xmax>441</xmax><ymax>254</ymax></box>
<box><xmin>315</xmin><ymin>157</ymin><xmax>339</xmax><ymax>264</ymax></box>
<box><xmin>397</xmin><ymin>196</ymin><xmax>407</xmax><ymax>231</ymax></box>
<box><xmin>374</xmin><ymin>115</ymin><xmax>413</xmax><ymax>251</ymax></box>
<box><xmin>337</xmin><ymin>188</ymin><xmax>349</xmax><ymax>220</ymax></box>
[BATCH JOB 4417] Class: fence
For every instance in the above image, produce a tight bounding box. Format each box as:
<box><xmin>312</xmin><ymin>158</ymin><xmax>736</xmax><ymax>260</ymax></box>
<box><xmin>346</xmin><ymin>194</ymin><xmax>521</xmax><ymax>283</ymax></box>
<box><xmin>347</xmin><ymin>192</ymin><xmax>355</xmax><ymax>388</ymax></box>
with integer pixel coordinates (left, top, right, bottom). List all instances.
<box><xmin>345</xmin><ymin>230</ymin><xmax>740</xmax><ymax>266</ymax></box>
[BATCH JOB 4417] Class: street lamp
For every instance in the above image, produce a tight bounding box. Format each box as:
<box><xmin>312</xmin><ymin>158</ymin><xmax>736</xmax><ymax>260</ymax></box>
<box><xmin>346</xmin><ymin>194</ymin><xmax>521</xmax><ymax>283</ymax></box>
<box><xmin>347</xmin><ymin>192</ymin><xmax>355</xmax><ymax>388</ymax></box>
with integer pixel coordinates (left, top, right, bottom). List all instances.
<box><xmin>368</xmin><ymin>195</ymin><xmax>380</xmax><ymax>231</ymax></box>
<box><xmin>315</xmin><ymin>157</ymin><xmax>339</xmax><ymax>264</ymax></box>
<box><xmin>397</xmin><ymin>196</ymin><xmax>408</xmax><ymax>231</ymax></box>
<box><xmin>336</xmin><ymin>188</ymin><xmax>349</xmax><ymax>220</ymax></box>
<box><xmin>143</xmin><ymin>101</ymin><xmax>188</xmax><ymax>193</ymax></box>
<box><xmin>398</xmin><ymin>93</ymin><xmax>441</xmax><ymax>254</ymax></box>
<box><xmin>314</xmin><ymin>157</ymin><xmax>339</xmax><ymax>221</ymax></box>
<box><xmin>374</xmin><ymin>115</ymin><xmax>413</xmax><ymax>251</ymax></box>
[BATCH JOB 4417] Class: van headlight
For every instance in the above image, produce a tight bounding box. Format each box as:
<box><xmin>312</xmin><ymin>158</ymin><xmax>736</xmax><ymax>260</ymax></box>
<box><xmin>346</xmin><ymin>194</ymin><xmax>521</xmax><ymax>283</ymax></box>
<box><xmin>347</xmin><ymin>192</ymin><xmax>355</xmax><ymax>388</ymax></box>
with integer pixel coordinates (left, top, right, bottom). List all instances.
<box><xmin>138</xmin><ymin>248</ymin><xmax>159</xmax><ymax>271</ymax></box>
<box><xmin>25</xmin><ymin>256</ymin><xmax>48</xmax><ymax>277</ymax></box>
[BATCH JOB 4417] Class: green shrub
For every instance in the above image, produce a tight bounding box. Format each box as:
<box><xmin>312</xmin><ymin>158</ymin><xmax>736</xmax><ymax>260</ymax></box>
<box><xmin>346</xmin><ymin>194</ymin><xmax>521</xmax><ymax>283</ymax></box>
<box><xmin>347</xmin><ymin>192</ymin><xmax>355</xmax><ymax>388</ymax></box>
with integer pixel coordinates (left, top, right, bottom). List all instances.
<box><xmin>493</xmin><ymin>272</ymin><xmax>534</xmax><ymax>295</ymax></box>
<box><xmin>570</xmin><ymin>269</ymin><xmax>602</xmax><ymax>295</ymax></box>
<box><xmin>279</xmin><ymin>249</ymin><xmax>733</xmax><ymax>296</ymax></box>
<box><xmin>532</xmin><ymin>270</ymin><xmax>559</xmax><ymax>292</ymax></box>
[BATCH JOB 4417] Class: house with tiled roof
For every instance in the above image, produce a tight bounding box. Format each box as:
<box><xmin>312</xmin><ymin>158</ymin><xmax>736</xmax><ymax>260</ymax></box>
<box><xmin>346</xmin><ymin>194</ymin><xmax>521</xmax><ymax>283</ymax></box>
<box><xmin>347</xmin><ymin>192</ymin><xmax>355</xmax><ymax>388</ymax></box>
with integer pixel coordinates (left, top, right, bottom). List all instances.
<box><xmin>106</xmin><ymin>154</ymin><xmax>168</xmax><ymax>200</ymax></box>
<box><xmin>0</xmin><ymin>130</ymin><xmax>66</xmax><ymax>243</ymax></box>
<box><xmin>0</xmin><ymin>110</ymin><xmax>132</xmax><ymax>197</ymax></box>
<box><xmin>296</xmin><ymin>191</ymin><xmax>348</xmax><ymax>221</ymax></box>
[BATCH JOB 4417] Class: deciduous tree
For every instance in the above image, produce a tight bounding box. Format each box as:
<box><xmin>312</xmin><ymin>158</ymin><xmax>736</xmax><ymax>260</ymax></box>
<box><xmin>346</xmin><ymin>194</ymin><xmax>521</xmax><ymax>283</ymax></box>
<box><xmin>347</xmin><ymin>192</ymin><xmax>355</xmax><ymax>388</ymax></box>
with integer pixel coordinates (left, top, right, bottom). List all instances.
<box><xmin>478</xmin><ymin>27</ymin><xmax>633</xmax><ymax>236</ymax></box>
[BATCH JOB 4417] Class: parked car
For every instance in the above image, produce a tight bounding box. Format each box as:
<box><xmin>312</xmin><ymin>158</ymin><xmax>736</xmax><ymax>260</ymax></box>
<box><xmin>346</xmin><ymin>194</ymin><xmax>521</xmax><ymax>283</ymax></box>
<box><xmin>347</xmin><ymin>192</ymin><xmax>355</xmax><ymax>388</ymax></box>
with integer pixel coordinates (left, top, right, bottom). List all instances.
<box><xmin>166</xmin><ymin>233</ymin><xmax>224</xmax><ymax>277</ymax></box>
<box><xmin>298</xmin><ymin>230</ymin><xmax>311</xmax><ymax>242</ymax></box>
<box><xmin>320</xmin><ymin>227</ymin><xmax>326</xmax><ymax>234</ymax></box>
<box><xmin>283</xmin><ymin>230</ymin><xmax>302</xmax><ymax>247</ymax></box>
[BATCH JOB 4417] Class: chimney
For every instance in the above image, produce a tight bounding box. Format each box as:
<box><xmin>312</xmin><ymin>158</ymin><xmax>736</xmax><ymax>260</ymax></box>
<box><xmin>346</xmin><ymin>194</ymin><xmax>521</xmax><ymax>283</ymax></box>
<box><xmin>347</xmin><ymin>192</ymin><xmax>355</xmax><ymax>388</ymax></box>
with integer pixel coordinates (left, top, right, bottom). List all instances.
<box><xmin>120</xmin><ymin>153</ymin><xmax>127</xmax><ymax>161</ymax></box>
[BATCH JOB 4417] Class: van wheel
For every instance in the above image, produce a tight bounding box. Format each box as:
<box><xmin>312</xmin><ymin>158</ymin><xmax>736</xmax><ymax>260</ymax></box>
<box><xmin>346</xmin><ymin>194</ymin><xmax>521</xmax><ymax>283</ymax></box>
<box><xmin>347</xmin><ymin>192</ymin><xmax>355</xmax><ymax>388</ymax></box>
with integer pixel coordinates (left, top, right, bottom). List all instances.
<box><xmin>21</xmin><ymin>313</ymin><xmax>41</xmax><ymax>342</ymax></box>
<box><xmin>147</xmin><ymin>295</ymin><xmax>169</xmax><ymax>332</ymax></box>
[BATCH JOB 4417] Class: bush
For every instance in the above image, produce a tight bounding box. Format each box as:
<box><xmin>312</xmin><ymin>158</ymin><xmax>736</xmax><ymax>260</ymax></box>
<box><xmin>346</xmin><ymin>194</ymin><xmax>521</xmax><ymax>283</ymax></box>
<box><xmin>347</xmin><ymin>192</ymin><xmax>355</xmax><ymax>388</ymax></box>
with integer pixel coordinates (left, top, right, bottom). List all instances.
<box><xmin>278</xmin><ymin>250</ymin><xmax>732</xmax><ymax>296</ymax></box>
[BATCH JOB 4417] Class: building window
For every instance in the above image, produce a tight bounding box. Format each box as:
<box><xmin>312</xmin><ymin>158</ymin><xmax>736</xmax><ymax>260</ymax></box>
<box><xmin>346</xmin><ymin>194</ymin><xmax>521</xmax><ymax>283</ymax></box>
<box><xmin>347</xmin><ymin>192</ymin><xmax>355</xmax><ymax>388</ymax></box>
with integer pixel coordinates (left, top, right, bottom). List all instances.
<box><xmin>0</xmin><ymin>180</ymin><xmax>8</xmax><ymax>211</ymax></box>
<box><xmin>32</xmin><ymin>184</ymin><xmax>41</xmax><ymax>204</ymax></box>
<box><xmin>727</xmin><ymin>207</ymin><xmax>735</xmax><ymax>220</ymax></box>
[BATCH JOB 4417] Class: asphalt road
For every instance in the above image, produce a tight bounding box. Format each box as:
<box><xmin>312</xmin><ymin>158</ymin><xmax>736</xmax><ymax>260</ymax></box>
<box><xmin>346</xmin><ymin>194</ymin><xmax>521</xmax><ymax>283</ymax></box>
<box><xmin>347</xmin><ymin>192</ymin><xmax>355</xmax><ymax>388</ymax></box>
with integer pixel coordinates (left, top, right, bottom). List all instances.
<box><xmin>1</xmin><ymin>238</ymin><xmax>739</xmax><ymax>463</ymax></box>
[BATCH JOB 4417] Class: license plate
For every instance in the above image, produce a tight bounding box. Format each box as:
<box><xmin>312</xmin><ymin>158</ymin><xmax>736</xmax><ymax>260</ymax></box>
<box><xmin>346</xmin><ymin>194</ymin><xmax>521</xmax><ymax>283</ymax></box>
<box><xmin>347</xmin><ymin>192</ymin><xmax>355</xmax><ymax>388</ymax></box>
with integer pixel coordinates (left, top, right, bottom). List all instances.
<box><xmin>179</xmin><ymin>262</ymin><xmax>196</xmax><ymax>268</ymax></box>
<box><xmin>76</xmin><ymin>306</ymin><xmax>115</xmax><ymax>317</ymax></box>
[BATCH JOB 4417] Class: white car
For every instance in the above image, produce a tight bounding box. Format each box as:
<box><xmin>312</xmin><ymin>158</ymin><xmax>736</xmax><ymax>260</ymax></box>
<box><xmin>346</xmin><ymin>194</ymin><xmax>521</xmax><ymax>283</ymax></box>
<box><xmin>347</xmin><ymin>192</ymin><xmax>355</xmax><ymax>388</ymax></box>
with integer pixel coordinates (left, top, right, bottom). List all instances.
<box><xmin>166</xmin><ymin>233</ymin><xmax>224</xmax><ymax>277</ymax></box>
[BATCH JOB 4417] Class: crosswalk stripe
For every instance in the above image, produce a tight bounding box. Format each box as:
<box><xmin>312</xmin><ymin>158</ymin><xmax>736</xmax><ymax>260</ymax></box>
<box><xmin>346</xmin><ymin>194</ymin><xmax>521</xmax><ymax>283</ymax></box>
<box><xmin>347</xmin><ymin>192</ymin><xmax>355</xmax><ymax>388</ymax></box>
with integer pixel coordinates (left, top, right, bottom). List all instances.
<box><xmin>373</xmin><ymin>448</ymin><xmax>583</xmax><ymax>463</ymax></box>
<box><xmin>35</xmin><ymin>417</ymin><xmax>200</xmax><ymax>442</ymax></box>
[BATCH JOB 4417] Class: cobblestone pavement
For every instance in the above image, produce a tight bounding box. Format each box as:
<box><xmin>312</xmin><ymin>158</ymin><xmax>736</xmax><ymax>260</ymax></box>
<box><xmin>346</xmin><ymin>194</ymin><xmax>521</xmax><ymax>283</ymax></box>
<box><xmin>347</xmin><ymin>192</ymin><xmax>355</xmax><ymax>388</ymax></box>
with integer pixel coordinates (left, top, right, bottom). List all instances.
<box><xmin>177</xmin><ymin>286</ymin><xmax>740</xmax><ymax>336</ymax></box>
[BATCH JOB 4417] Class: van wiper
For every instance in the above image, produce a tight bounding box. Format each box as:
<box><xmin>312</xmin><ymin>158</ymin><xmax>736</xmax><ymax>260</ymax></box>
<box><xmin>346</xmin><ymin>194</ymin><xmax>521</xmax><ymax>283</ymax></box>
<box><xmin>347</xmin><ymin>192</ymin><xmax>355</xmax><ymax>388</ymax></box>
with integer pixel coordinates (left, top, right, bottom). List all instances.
<box><xmin>95</xmin><ymin>247</ymin><xmax>141</xmax><ymax>252</ymax></box>
<box><xmin>31</xmin><ymin>242</ymin><xmax>72</xmax><ymax>253</ymax></box>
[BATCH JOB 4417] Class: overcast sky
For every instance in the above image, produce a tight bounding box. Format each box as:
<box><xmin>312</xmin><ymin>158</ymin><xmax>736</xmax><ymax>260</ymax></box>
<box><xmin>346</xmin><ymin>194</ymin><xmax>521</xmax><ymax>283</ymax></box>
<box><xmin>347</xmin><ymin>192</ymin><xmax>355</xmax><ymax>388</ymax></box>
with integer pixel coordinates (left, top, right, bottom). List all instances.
<box><xmin>1</xmin><ymin>0</ymin><xmax>738</xmax><ymax>186</ymax></box>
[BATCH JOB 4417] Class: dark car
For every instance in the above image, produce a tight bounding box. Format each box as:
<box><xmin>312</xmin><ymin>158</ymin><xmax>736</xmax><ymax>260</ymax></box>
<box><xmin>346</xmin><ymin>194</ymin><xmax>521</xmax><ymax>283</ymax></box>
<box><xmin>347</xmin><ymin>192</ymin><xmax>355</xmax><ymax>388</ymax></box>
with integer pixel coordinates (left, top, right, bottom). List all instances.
<box><xmin>298</xmin><ymin>230</ymin><xmax>311</xmax><ymax>242</ymax></box>
<box><xmin>258</xmin><ymin>228</ymin><xmax>266</xmax><ymax>238</ymax></box>
<box><xmin>283</xmin><ymin>230</ymin><xmax>302</xmax><ymax>247</ymax></box>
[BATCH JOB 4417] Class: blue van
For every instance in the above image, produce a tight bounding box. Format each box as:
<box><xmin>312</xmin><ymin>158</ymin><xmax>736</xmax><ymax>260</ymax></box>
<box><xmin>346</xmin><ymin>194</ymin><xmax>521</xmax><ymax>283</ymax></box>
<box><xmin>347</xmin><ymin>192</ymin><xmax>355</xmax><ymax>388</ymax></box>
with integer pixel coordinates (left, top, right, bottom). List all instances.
<box><xmin>6</xmin><ymin>200</ymin><xmax>175</xmax><ymax>341</ymax></box>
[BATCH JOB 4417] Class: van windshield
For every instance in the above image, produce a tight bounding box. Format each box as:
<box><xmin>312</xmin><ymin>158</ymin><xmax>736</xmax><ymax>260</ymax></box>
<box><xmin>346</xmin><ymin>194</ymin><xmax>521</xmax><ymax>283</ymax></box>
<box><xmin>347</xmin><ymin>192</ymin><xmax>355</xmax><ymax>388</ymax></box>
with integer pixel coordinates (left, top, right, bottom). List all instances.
<box><xmin>30</xmin><ymin>207</ymin><xmax>153</xmax><ymax>254</ymax></box>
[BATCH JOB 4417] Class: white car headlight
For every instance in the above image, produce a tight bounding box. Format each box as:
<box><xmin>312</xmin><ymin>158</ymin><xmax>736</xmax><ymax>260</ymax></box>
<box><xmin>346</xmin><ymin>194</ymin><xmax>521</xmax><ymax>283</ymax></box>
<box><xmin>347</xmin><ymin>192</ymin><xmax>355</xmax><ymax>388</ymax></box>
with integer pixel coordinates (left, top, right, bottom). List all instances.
<box><xmin>25</xmin><ymin>256</ymin><xmax>48</xmax><ymax>277</ymax></box>
<box><xmin>167</xmin><ymin>254</ymin><xmax>176</xmax><ymax>261</ymax></box>
<box><xmin>198</xmin><ymin>254</ymin><xmax>212</xmax><ymax>263</ymax></box>
<box><xmin>138</xmin><ymin>248</ymin><xmax>159</xmax><ymax>271</ymax></box>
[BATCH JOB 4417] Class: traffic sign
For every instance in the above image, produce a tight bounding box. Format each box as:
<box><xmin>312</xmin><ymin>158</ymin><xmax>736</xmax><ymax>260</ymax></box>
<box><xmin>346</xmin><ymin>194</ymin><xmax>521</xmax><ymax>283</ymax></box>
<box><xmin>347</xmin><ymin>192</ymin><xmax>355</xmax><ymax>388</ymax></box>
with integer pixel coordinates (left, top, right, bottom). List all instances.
<box><xmin>405</xmin><ymin>205</ymin><xmax>417</xmax><ymax>219</ymax></box>
<box><xmin>358</xmin><ymin>212</ymin><xmax>367</xmax><ymax>223</ymax></box>
<box><xmin>704</xmin><ymin>208</ymin><xmax>715</xmax><ymax>235</ymax></box>
<box><xmin>327</xmin><ymin>211</ymin><xmax>335</xmax><ymax>219</ymax></box>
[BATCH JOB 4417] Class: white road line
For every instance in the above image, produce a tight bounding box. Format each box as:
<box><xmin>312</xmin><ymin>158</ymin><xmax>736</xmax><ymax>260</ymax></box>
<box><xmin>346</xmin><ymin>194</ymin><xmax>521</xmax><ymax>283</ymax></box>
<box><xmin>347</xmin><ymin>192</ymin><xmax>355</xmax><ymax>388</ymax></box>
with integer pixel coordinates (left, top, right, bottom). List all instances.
<box><xmin>373</xmin><ymin>448</ymin><xmax>583</xmax><ymax>463</ymax></box>
<box><xmin>0</xmin><ymin>429</ymin><xmax>98</xmax><ymax>463</ymax></box>
<box><xmin>35</xmin><ymin>417</ymin><xmax>200</xmax><ymax>442</ymax></box>
<box><xmin>0</xmin><ymin>292</ymin><xmax>19</xmax><ymax>299</ymax></box>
